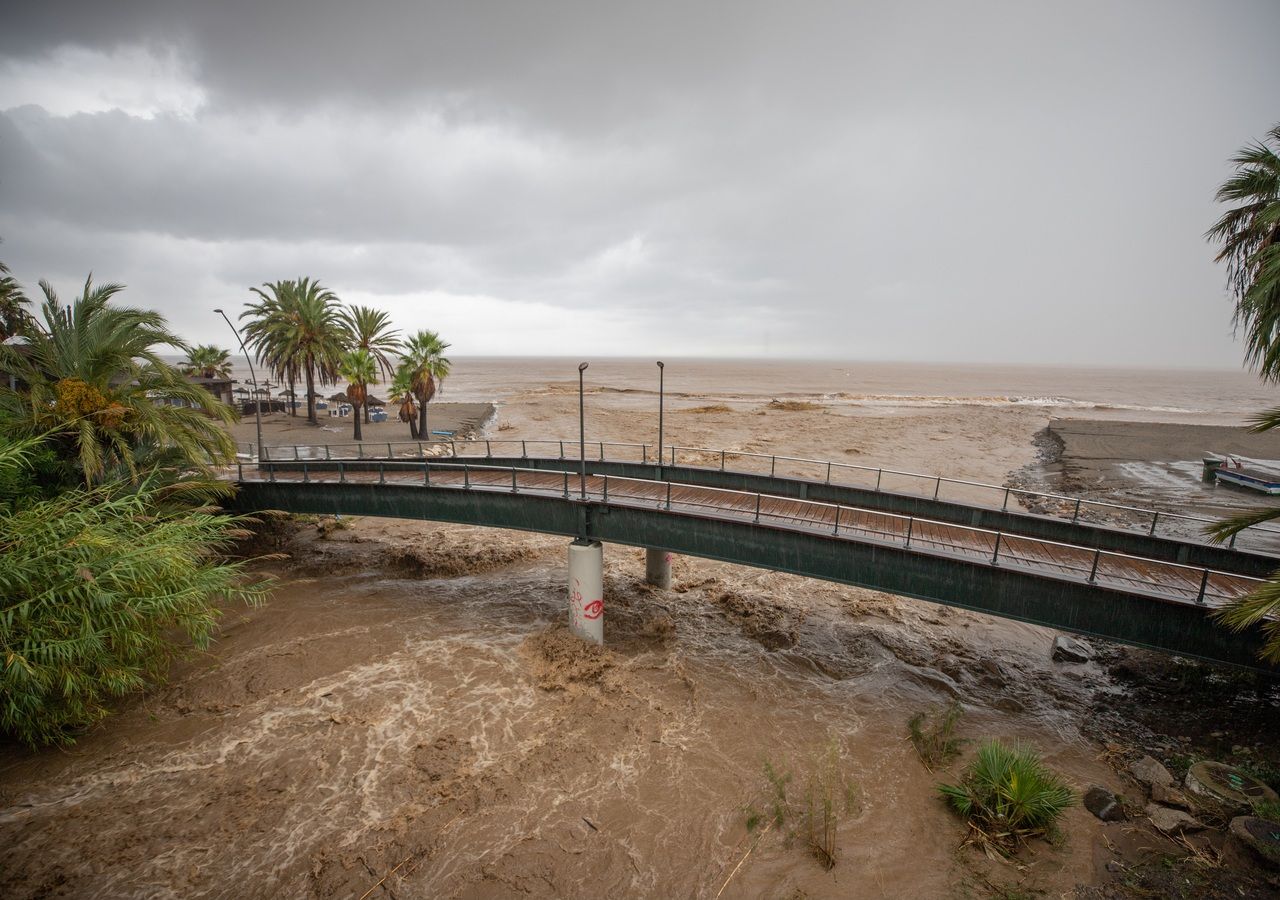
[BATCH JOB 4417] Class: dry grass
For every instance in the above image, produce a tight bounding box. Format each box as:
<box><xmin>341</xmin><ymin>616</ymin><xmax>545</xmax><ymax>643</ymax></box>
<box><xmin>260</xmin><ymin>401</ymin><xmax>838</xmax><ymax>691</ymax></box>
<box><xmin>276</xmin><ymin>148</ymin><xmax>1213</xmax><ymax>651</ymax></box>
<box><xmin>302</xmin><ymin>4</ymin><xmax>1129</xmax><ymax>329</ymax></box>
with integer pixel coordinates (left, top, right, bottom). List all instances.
<box><xmin>681</xmin><ymin>404</ymin><xmax>733</xmax><ymax>414</ymax></box>
<box><xmin>767</xmin><ymin>399</ymin><xmax>823</xmax><ymax>412</ymax></box>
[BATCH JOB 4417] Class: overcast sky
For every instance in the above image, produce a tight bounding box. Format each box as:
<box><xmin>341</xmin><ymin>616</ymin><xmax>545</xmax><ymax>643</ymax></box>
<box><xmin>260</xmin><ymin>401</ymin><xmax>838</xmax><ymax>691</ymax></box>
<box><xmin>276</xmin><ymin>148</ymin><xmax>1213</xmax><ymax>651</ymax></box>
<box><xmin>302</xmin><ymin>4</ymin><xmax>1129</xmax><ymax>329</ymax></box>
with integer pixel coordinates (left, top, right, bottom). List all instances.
<box><xmin>0</xmin><ymin>1</ymin><xmax>1277</xmax><ymax>366</ymax></box>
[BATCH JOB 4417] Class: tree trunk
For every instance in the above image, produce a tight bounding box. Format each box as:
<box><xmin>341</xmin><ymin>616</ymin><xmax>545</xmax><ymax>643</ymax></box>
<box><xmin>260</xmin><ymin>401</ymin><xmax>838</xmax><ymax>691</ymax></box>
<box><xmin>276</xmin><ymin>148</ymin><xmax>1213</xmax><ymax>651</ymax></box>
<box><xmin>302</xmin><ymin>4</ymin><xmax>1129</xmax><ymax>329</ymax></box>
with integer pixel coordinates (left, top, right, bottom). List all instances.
<box><xmin>364</xmin><ymin>403</ymin><xmax>370</xmax><ymax>424</ymax></box>
<box><xmin>289</xmin><ymin>375</ymin><xmax>297</xmax><ymax>417</ymax></box>
<box><xmin>418</xmin><ymin>393</ymin><xmax>428</xmax><ymax>441</ymax></box>
<box><xmin>353</xmin><ymin>403</ymin><xmax>363</xmax><ymax>442</ymax></box>
<box><xmin>305</xmin><ymin>363</ymin><xmax>317</xmax><ymax>425</ymax></box>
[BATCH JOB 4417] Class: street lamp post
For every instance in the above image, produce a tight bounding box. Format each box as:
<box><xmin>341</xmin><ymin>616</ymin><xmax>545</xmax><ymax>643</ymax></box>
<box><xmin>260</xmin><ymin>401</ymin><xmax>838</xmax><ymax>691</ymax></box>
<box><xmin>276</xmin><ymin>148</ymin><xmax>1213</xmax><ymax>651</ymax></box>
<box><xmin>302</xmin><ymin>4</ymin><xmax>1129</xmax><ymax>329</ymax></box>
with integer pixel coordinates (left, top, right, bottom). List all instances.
<box><xmin>578</xmin><ymin>362</ymin><xmax>589</xmax><ymax>500</ymax></box>
<box><xmin>214</xmin><ymin>308</ymin><xmax>263</xmax><ymax>460</ymax></box>
<box><xmin>656</xmin><ymin>360</ymin><xmax>665</xmax><ymax>468</ymax></box>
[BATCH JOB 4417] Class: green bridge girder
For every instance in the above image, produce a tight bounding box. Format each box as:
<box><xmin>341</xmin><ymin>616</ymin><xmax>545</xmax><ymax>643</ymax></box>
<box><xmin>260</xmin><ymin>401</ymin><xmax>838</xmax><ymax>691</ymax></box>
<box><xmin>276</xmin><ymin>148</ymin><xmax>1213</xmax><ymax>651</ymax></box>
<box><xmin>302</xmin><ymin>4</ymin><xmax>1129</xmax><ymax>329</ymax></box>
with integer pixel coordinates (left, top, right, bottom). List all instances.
<box><xmin>231</xmin><ymin>474</ymin><xmax>1274</xmax><ymax>670</ymax></box>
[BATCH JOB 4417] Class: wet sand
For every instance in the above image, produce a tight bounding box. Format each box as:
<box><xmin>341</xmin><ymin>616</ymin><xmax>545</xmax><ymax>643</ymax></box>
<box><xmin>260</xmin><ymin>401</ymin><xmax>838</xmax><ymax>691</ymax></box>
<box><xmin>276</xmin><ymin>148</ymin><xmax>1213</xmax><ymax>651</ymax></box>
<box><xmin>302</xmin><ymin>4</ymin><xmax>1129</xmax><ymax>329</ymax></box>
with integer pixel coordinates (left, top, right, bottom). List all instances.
<box><xmin>1</xmin><ymin>379</ymin><xmax>1276</xmax><ymax>898</ymax></box>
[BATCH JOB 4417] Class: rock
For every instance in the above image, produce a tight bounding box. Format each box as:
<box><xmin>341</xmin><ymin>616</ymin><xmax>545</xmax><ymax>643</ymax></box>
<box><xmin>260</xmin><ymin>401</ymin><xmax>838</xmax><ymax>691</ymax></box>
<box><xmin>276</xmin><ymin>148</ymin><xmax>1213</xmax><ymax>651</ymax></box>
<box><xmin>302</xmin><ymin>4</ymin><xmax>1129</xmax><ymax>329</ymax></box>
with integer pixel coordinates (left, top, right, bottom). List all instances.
<box><xmin>1150</xmin><ymin>782</ymin><xmax>1193</xmax><ymax>812</ymax></box>
<box><xmin>1145</xmin><ymin>803</ymin><xmax>1205</xmax><ymax>835</ymax></box>
<box><xmin>1084</xmin><ymin>785</ymin><xmax>1126</xmax><ymax>821</ymax></box>
<box><xmin>1129</xmin><ymin>755</ymin><xmax>1175</xmax><ymax>790</ymax></box>
<box><xmin>1186</xmin><ymin>761</ymin><xmax>1280</xmax><ymax>814</ymax></box>
<box><xmin>1225</xmin><ymin>816</ymin><xmax>1280</xmax><ymax>871</ymax></box>
<box><xmin>1052</xmin><ymin>635</ymin><xmax>1094</xmax><ymax>663</ymax></box>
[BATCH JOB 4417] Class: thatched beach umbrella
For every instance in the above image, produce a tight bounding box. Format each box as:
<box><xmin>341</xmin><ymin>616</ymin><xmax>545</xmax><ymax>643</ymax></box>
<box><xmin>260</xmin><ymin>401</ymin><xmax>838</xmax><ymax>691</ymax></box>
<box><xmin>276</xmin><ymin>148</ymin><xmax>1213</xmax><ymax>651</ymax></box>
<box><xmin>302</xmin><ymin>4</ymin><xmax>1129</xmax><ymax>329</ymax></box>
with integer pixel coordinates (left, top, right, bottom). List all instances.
<box><xmin>328</xmin><ymin>391</ymin><xmax>349</xmax><ymax>403</ymax></box>
<box><xmin>366</xmin><ymin>394</ymin><xmax>386</xmax><ymax>407</ymax></box>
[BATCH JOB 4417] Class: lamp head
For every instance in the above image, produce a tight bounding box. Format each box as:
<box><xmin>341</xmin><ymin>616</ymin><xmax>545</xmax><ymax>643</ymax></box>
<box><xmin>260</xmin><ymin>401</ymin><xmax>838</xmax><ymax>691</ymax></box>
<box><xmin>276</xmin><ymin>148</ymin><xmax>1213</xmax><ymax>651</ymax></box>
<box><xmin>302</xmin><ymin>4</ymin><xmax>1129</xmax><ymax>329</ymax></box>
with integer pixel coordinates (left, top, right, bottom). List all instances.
<box><xmin>656</xmin><ymin>360</ymin><xmax>664</xmax><ymax>369</ymax></box>
<box><xmin>213</xmin><ymin>308</ymin><xmax>224</xmax><ymax>314</ymax></box>
<box><xmin>578</xmin><ymin>362</ymin><xmax>589</xmax><ymax>373</ymax></box>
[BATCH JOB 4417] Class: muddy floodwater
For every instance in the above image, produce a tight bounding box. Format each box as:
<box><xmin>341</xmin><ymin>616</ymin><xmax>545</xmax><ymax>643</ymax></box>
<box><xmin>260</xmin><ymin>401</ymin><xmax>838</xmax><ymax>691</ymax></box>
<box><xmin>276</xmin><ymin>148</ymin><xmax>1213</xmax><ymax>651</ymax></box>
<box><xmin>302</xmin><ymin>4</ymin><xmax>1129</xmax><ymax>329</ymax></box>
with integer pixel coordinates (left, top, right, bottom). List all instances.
<box><xmin>3</xmin><ymin>359</ymin><xmax>1277</xmax><ymax>898</ymax></box>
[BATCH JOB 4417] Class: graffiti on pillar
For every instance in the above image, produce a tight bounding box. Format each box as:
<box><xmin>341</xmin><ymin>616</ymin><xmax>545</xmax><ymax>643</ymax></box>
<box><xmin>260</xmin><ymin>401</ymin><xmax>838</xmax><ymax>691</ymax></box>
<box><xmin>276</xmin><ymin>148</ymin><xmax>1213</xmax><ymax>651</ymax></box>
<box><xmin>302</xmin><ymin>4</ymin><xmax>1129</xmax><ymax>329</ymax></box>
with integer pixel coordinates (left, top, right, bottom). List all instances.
<box><xmin>570</xmin><ymin>578</ymin><xmax>604</xmax><ymax>627</ymax></box>
<box><xmin>583</xmin><ymin>599</ymin><xmax>603</xmax><ymax>619</ymax></box>
<box><xmin>664</xmin><ymin>553</ymin><xmax>674</xmax><ymax>564</ymax></box>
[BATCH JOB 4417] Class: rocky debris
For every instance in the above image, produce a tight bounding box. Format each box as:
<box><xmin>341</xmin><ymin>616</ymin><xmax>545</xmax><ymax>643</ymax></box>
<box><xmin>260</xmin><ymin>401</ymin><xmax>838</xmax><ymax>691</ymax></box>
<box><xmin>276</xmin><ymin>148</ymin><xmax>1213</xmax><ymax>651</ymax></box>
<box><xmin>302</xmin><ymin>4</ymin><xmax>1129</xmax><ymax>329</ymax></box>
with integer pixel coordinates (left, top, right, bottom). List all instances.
<box><xmin>1145</xmin><ymin>803</ymin><xmax>1205</xmax><ymax>836</ymax></box>
<box><xmin>1129</xmin><ymin>755</ymin><xmax>1175</xmax><ymax>790</ymax></box>
<box><xmin>1225</xmin><ymin>816</ymin><xmax>1280</xmax><ymax>871</ymax></box>
<box><xmin>1186</xmin><ymin>760</ymin><xmax>1280</xmax><ymax>814</ymax></box>
<box><xmin>1150</xmin><ymin>782</ymin><xmax>1194</xmax><ymax>812</ymax></box>
<box><xmin>1052</xmin><ymin>635</ymin><xmax>1094</xmax><ymax>663</ymax></box>
<box><xmin>1084</xmin><ymin>785</ymin><xmax>1126</xmax><ymax>822</ymax></box>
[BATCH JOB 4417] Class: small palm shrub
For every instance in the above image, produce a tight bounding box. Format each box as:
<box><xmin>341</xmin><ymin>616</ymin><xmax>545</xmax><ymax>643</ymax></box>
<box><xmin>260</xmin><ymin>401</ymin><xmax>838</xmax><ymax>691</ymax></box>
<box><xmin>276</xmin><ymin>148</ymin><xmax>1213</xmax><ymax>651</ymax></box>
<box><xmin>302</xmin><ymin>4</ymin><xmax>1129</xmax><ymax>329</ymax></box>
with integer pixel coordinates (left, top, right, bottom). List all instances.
<box><xmin>937</xmin><ymin>740</ymin><xmax>1075</xmax><ymax>850</ymax></box>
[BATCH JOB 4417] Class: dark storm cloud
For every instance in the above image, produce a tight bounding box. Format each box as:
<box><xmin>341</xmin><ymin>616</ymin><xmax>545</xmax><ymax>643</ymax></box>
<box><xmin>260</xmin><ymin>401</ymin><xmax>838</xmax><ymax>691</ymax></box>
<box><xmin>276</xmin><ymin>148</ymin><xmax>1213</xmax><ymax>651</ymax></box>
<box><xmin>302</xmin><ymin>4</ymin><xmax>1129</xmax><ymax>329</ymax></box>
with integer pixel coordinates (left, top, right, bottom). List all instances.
<box><xmin>0</xmin><ymin>1</ymin><xmax>1278</xmax><ymax>361</ymax></box>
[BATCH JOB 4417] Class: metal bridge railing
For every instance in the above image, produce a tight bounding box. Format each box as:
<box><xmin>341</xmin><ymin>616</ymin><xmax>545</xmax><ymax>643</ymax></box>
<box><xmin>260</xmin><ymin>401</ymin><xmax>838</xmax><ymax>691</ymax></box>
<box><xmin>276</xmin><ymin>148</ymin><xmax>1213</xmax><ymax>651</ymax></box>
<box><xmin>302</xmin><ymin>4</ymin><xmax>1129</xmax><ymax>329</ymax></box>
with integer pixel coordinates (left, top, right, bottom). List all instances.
<box><xmin>236</xmin><ymin>438</ymin><xmax>1280</xmax><ymax>552</ymax></box>
<box><xmin>233</xmin><ymin>459</ymin><xmax>1262</xmax><ymax>609</ymax></box>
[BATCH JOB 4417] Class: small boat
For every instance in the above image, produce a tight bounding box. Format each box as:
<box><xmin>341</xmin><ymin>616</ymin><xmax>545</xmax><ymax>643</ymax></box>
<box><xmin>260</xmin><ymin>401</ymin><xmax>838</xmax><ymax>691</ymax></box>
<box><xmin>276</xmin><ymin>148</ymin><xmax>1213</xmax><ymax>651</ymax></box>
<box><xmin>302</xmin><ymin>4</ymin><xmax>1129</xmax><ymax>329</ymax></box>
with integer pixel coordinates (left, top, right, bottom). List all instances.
<box><xmin>1210</xmin><ymin>455</ymin><xmax>1280</xmax><ymax>494</ymax></box>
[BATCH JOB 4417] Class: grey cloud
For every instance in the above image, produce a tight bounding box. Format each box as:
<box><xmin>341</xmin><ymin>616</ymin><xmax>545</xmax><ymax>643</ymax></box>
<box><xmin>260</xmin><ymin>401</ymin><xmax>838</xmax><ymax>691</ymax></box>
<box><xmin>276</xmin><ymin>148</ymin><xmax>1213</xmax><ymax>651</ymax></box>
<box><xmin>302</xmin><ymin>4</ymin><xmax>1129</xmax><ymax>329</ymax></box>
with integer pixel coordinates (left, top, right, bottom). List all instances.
<box><xmin>0</xmin><ymin>1</ymin><xmax>1277</xmax><ymax>363</ymax></box>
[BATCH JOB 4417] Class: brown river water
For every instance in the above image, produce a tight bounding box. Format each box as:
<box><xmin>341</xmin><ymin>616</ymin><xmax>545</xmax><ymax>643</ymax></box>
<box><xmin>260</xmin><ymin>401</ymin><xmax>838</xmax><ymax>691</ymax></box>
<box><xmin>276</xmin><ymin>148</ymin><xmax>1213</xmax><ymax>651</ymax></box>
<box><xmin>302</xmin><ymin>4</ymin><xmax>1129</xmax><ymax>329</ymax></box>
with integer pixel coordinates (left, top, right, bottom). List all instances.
<box><xmin>1</xmin><ymin>359</ymin><xmax>1274</xmax><ymax>898</ymax></box>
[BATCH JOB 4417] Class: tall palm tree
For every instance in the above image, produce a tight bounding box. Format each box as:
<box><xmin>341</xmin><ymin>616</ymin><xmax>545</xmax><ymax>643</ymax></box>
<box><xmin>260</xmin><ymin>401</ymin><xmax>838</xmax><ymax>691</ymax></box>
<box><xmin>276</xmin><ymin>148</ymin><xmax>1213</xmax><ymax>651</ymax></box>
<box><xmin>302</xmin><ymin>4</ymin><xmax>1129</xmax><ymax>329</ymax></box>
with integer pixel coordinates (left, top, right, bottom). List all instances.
<box><xmin>0</xmin><ymin>276</ymin><xmax>236</xmax><ymax>484</ymax></box>
<box><xmin>339</xmin><ymin>305</ymin><xmax>400</xmax><ymax>423</ymax></box>
<box><xmin>401</xmin><ymin>329</ymin><xmax>451</xmax><ymax>442</ymax></box>
<box><xmin>0</xmin><ymin>259</ymin><xmax>30</xmax><ymax>341</ymax></box>
<box><xmin>242</xmin><ymin>278</ymin><xmax>345</xmax><ymax>425</ymax></box>
<box><xmin>181</xmin><ymin>344</ymin><xmax>233</xmax><ymax>379</ymax></box>
<box><xmin>1207</xmin><ymin>123</ymin><xmax>1280</xmax><ymax>381</ymax></box>
<box><xmin>389</xmin><ymin>365</ymin><xmax>419</xmax><ymax>439</ymax></box>
<box><xmin>1207</xmin><ymin>123</ymin><xmax>1280</xmax><ymax>662</ymax></box>
<box><xmin>241</xmin><ymin>279</ymin><xmax>300</xmax><ymax>416</ymax></box>
<box><xmin>338</xmin><ymin>349</ymin><xmax>377</xmax><ymax>442</ymax></box>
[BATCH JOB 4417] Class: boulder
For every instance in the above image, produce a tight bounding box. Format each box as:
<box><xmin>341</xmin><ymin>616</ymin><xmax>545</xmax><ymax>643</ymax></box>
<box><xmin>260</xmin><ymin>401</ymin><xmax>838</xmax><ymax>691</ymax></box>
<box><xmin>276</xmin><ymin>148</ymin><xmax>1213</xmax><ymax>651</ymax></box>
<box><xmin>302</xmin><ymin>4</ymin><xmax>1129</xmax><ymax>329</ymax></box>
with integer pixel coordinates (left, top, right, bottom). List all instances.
<box><xmin>1185</xmin><ymin>761</ymin><xmax>1279</xmax><ymax>814</ymax></box>
<box><xmin>1150</xmin><ymin>782</ymin><xmax>1193</xmax><ymax>812</ymax></box>
<box><xmin>1225</xmin><ymin>816</ymin><xmax>1280</xmax><ymax>871</ymax></box>
<box><xmin>1084</xmin><ymin>785</ymin><xmax>1126</xmax><ymax>822</ymax></box>
<box><xmin>1129</xmin><ymin>755</ymin><xmax>1175</xmax><ymax>790</ymax></box>
<box><xmin>1145</xmin><ymin>803</ymin><xmax>1205</xmax><ymax>836</ymax></box>
<box><xmin>1052</xmin><ymin>635</ymin><xmax>1095</xmax><ymax>663</ymax></box>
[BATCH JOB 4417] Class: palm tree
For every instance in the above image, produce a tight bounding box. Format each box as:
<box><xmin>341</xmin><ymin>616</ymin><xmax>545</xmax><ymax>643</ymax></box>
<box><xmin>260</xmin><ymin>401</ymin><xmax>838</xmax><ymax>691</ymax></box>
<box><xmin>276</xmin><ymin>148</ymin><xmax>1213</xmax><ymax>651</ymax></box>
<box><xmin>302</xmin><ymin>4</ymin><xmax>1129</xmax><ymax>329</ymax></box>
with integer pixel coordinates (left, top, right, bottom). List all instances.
<box><xmin>338</xmin><ymin>349</ymin><xmax>377</xmax><ymax>442</ymax></box>
<box><xmin>1207</xmin><ymin>123</ymin><xmax>1280</xmax><ymax>662</ymax></box>
<box><xmin>389</xmin><ymin>364</ymin><xmax>419</xmax><ymax>439</ymax></box>
<box><xmin>242</xmin><ymin>278</ymin><xmax>345</xmax><ymax>425</ymax></box>
<box><xmin>1207</xmin><ymin>123</ymin><xmax>1280</xmax><ymax>381</ymax></box>
<box><xmin>401</xmin><ymin>330</ymin><xmax>451</xmax><ymax>442</ymax></box>
<box><xmin>0</xmin><ymin>259</ymin><xmax>30</xmax><ymax>341</ymax></box>
<box><xmin>0</xmin><ymin>276</ymin><xmax>236</xmax><ymax>484</ymax></box>
<box><xmin>181</xmin><ymin>344</ymin><xmax>233</xmax><ymax>379</ymax></box>
<box><xmin>241</xmin><ymin>279</ymin><xmax>299</xmax><ymax>416</ymax></box>
<box><xmin>340</xmin><ymin>305</ymin><xmax>400</xmax><ymax>423</ymax></box>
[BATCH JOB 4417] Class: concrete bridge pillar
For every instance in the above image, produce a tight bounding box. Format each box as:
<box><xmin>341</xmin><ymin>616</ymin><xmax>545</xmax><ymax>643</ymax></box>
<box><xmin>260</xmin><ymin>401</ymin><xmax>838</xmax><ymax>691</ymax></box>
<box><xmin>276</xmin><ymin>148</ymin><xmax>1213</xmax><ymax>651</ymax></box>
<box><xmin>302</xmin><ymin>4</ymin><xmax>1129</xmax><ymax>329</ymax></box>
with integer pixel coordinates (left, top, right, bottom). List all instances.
<box><xmin>645</xmin><ymin>548</ymin><xmax>673</xmax><ymax>589</ymax></box>
<box><xmin>568</xmin><ymin>539</ymin><xmax>604</xmax><ymax>644</ymax></box>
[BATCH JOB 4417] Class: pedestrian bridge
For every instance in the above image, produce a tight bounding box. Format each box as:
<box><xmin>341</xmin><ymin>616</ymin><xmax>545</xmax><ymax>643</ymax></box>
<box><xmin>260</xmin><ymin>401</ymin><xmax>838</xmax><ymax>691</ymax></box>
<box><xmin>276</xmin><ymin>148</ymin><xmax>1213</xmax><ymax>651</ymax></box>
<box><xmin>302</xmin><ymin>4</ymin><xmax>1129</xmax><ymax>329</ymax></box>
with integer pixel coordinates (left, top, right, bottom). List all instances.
<box><xmin>227</xmin><ymin>439</ymin><xmax>1280</xmax><ymax>670</ymax></box>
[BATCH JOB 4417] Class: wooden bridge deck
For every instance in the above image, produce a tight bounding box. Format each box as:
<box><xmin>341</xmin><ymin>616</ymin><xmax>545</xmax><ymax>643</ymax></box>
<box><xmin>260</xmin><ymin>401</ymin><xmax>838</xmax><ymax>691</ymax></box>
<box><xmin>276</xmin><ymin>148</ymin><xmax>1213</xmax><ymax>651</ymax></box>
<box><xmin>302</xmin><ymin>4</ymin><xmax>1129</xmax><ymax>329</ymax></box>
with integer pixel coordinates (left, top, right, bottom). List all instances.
<box><xmin>245</xmin><ymin>465</ymin><xmax>1260</xmax><ymax>609</ymax></box>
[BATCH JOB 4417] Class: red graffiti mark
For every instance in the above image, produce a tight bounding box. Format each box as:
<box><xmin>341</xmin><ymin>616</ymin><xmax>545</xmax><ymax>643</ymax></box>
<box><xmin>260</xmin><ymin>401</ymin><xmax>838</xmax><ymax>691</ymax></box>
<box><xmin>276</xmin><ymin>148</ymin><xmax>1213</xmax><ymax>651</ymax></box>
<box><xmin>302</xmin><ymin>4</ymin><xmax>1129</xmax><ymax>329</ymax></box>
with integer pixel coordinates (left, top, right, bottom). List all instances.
<box><xmin>571</xmin><ymin>578</ymin><xmax>583</xmax><ymax>605</ymax></box>
<box><xmin>583</xmin><ymin>600</ymin><xmax>603</xmax><ymax>619</ymax></box>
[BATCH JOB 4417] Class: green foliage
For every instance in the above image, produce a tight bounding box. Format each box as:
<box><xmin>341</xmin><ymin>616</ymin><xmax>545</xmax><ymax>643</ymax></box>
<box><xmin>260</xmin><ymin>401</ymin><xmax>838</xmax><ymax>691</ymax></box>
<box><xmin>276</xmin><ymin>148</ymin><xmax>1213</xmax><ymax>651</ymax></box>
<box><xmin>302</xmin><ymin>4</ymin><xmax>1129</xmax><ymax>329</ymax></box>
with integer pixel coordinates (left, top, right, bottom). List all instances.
<box><xmin>744</xmin><ymin>738</ymin><xmax>858</xmax><ymax>870</ymax></box>
<box><xmin>0</xmin><ymin>254</ymin><xmax>30</xmax><ymax>341</ymax></box>
<box><xmin>400</xmin><ymin>329</ymin><xmax>451</xmax><ymax>439</ymax></box>
<box><xmin>1207</xmin><ymin>123</ymin><xmax>1280</xmax><ymax>382</ymax></box>
<box><xmin>1252</xmin><ymin>797</ymin><xmax>1280</xmax><ymax>822</ymax></box>
<box><xmin>340</xmin><ymin>304</ymin><xmax>401</xmax><ymax>382</ymax></box>
<box><xmin>241</xmin><ymin>278</ymin><xmax>345</xmax><ymax>424</ymax></box>
<box><xmin>909</xmin><ymin>700</ymin><xmax>966</xmax><ymax>770</ymax></box>
<box><xmin>937</xmin><ymin>740</ymin><xmax>1076</xmax><ymax>852</ymax></box>
<box><xmin>0</xmin><ymin>276</ymin><xmax>236</xmax><ymax>485</ymax></box>
<box><xmin>181</xmin><ymin>344</ymin><xmax>233</xmax><ymax>379</ymax></box>
<box><xmin>0</xmin><ymin>436</ymin><xmax>270</xmax><ymax>747</ymax></box>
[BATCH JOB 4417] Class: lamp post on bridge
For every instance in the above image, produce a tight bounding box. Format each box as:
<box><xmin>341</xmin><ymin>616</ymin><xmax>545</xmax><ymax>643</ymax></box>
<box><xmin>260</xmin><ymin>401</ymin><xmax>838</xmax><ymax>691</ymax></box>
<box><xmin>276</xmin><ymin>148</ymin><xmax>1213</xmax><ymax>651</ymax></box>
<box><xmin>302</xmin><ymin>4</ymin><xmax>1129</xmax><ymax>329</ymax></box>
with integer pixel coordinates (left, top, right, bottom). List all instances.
<box><xmin>214</xmin><ymin>308</ymin><xmax>263</xmax><ymax>460</ymax></box>
<box><xmin>578</xmin><ymin>362</ymin><xmax>589</xmax><ymax>500</ymax></box>
<box><xmin>656</xmin><ymin>360</ymin><xmax>664</xmax><ymax>468</ymax></box>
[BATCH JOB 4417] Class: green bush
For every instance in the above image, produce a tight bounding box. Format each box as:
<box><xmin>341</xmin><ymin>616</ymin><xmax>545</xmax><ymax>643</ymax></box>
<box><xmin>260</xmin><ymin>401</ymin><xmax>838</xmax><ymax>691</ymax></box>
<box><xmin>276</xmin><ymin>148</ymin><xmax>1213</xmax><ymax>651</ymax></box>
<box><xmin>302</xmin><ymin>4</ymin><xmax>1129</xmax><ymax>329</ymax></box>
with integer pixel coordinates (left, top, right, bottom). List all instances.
<box><xmin>937</xmin><ymin>740</ymin><xmax>1075</xmax><ymax>849</ymax></box>
<box><xmin>0</xmin><ymin>437</ymin><xmax>270</xmax><ymax>747</ymax></box>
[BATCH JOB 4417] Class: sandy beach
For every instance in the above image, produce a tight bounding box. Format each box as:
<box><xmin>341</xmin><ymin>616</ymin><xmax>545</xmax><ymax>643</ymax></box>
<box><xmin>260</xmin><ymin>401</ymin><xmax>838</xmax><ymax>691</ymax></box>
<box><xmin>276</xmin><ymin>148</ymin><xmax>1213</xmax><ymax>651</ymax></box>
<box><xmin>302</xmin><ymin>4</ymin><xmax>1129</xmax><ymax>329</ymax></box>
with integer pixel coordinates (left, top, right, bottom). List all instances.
<box><xmin>2</xmin><ymin>361</ymin><xmax>1278</xmax><ymax>899</ymax></box>
<box><xmin>227</xmin><ymin>402</ymin><xmax>497</xmax><ymax>452</ymax></box>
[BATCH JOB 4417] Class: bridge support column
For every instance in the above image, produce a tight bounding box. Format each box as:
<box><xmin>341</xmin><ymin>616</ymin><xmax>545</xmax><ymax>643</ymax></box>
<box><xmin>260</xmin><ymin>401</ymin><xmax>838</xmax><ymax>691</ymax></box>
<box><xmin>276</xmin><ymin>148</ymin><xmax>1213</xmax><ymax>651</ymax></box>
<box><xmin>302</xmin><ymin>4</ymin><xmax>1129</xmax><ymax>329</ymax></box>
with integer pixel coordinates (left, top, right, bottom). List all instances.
<box><xmin>568</xmin><ymin>539</ymin><xmax>604</xmax><ymax>644</ymax></box>
<box><xmin>645</xmin><ymin>548</ymin><xmax>672</xmax><ymax>589</ymax></box>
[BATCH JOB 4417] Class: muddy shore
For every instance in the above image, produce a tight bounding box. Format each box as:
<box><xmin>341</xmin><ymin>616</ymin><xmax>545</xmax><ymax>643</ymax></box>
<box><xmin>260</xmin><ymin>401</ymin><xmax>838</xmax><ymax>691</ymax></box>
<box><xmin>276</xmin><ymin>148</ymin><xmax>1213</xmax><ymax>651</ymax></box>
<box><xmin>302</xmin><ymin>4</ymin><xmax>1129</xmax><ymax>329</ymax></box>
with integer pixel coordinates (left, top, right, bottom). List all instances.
<box><xmin>2</xmin><ymin>383</ymin><xmax>1279</xmax><ymax>898</ymax></box>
